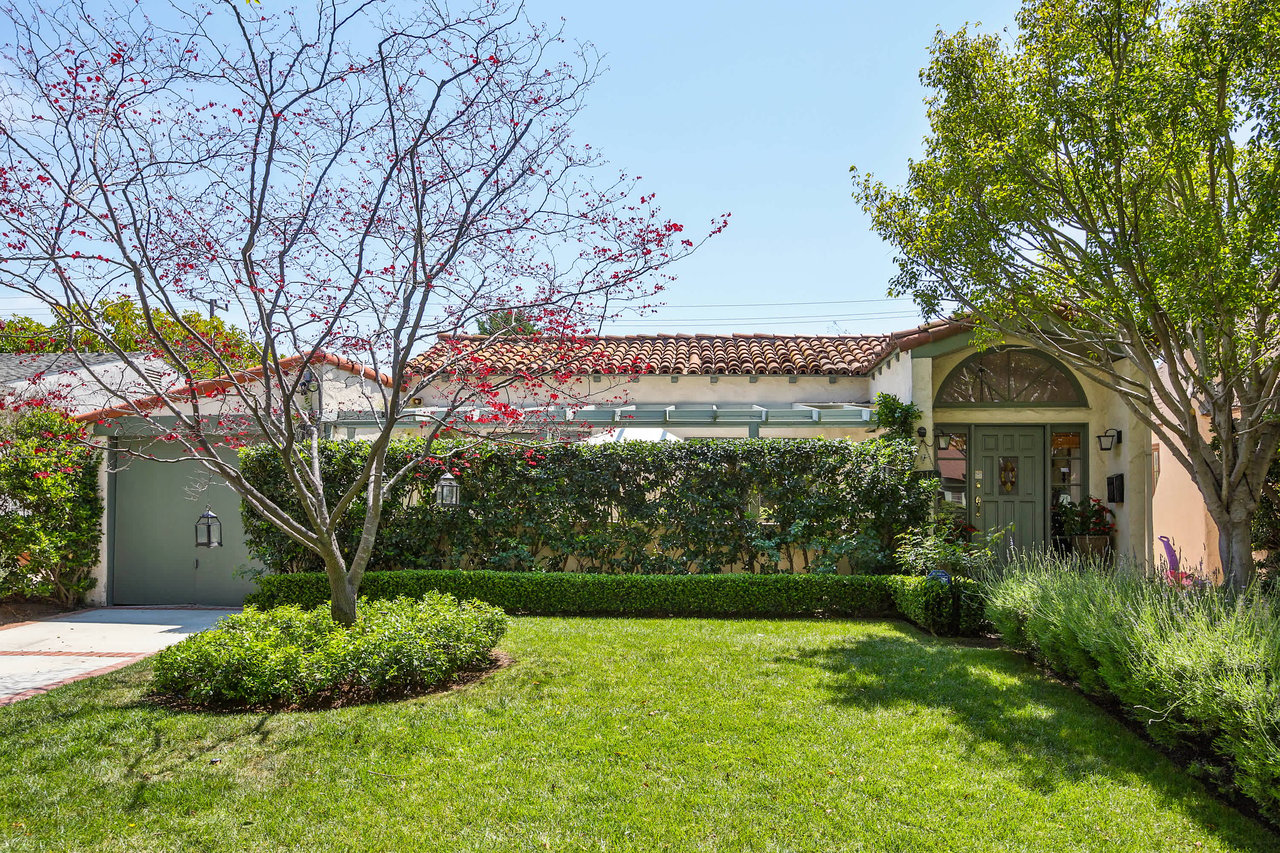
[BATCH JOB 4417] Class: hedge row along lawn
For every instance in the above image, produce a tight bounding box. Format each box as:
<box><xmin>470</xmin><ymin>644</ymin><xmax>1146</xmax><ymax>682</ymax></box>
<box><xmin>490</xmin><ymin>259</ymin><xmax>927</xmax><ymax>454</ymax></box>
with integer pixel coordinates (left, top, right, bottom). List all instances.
<box><xmin>246</xmin><ymin>569</ymin><xmax>987</xmax><ymax>636</ymax></box>
<box><xmin>0</xmin><ymin>618</ymin><xmax>1276</xmax><ymax>852</ymax></box>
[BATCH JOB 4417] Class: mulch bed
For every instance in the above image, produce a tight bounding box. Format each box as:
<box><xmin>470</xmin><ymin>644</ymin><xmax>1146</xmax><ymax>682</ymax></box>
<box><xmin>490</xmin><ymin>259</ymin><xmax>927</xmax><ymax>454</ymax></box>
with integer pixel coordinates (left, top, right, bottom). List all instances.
<box><xmin>0</xmin><ymin>599</ymin><xmax>72</xmax><ymax>628</ymax></box>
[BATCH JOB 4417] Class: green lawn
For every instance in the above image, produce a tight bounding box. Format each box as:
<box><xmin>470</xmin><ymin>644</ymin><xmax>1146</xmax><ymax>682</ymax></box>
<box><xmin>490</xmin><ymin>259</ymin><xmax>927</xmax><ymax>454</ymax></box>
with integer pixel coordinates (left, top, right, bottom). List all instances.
<box><xmin>1</xmin><ymin>617</ymin><xmax>1276</xmax><ymax>852</ymax></box>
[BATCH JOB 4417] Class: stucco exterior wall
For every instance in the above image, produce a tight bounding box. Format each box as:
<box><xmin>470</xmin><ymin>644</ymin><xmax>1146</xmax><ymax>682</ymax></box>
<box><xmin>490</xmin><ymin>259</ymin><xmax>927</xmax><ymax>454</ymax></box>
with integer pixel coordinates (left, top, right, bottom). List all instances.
<box><xmin>87</xmin><ymin>437</ymin><xmax>111</xmax><ymax>606</ymax></box>
<box><xmin>868</xmin><ymin>351</ymin><xmax>914</xmax><ymax>403</ymax></box>
<box><xmin>1151</xmin><ymin>429</ymin><xmax>1222</xmax><ymax>580</ymax></box>
<box><xmin>407</xmin><ymin>373</ymin><xmax>879</xmax><ymax>440</ymax></box>
<box><xmin>413</xmin><ymin>373</ymin><xmax>873</xmax><ymax>410</ymax></box>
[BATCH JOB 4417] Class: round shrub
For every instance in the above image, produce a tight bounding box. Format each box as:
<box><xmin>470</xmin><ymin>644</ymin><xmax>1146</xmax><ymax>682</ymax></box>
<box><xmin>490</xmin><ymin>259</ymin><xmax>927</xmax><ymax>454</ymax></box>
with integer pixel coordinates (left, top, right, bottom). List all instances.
<box><xmin>152</xmin><ymin>594</ymin><xmax>508</xmax><ymax>707</ymax></box>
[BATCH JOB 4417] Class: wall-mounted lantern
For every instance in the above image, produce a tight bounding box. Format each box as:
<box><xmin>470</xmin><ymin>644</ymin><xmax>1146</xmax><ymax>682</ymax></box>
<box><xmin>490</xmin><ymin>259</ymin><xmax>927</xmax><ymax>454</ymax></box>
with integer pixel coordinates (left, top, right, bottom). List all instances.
<box><xmin>915</xmin><ymin>426</ymin><xmax>953</xmax><ymax>476</ymax></box>
<box><xmin>916</xmin><ymin>426</ymin><xmax>952</xmax><ymax>451</ymax></box>
<box><xmin>1096</xmin><ymin>428</ymin><xmax>1123</xmax><ymax>452</ymax></box>
<box><xmin>195</xmin><ymin>506</ymin><xmax>222</xmax><ymax>548</ymax></box>
<box><xmin>434</xmin><ymin>471</ymin><xmax>460</xmax><ymax>507</ymax></box>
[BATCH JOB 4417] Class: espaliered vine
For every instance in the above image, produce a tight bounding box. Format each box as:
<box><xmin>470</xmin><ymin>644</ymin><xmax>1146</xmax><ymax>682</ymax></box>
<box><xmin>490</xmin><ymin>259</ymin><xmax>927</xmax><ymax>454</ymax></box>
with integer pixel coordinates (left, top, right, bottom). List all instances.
<box><xmin>240</xmin><ymin>438</ymin><xmax>933</xmax><ymax>576</ymax></box>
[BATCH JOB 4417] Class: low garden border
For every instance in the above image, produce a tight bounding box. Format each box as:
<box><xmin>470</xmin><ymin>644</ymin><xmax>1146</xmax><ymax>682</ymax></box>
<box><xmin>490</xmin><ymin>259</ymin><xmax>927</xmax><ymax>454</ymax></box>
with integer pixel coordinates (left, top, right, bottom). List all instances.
<box><xmin>246</xmin><ymin>571</ymin><xmax>985</xmax><ymax>636</ymax></box>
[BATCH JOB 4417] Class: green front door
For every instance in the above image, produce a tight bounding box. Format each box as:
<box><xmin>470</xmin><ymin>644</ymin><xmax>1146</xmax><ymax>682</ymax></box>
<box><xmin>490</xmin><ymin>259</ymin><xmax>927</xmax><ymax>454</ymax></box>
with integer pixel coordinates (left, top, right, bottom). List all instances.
<box><xmin>972</xmin><ymin>426</ymin><xmax>1046</xmax><ymax>551</ymax></box>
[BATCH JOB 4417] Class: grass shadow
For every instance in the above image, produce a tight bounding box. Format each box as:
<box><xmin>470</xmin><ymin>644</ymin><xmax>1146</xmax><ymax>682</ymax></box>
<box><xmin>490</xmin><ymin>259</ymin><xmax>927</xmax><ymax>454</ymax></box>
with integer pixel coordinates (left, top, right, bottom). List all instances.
<box><xmin>782</xmin><ymin>622</ymin><xmax>1277</xmax><ymax>850</ymax></box>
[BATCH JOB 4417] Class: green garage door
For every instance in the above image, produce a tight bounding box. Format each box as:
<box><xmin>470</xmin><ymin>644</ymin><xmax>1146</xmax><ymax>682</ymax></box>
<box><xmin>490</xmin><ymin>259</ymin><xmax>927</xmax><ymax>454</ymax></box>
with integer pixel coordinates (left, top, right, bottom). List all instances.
<box><xmin>109</xmin><ymin>441</ymin><xmax>258</xmax><ymax>606</ymax></box>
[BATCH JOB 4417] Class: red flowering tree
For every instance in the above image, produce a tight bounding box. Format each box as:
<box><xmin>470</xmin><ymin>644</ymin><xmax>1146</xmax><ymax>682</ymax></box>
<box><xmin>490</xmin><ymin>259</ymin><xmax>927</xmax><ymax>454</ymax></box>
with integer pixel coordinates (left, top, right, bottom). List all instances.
<box><xmin>0</xmin><ymin>0</ymin><xmax>722</xmax><ymax>622</ymax></box>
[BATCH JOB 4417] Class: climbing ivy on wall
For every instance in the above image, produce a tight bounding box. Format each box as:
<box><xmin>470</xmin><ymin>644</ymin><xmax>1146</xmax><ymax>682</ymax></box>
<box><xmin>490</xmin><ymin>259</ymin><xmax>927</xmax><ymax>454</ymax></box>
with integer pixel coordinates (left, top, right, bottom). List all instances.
<box><xmin>240</xmin><ymin>438</ymin><xmax>934</xmax><ymax>577</ymax></box>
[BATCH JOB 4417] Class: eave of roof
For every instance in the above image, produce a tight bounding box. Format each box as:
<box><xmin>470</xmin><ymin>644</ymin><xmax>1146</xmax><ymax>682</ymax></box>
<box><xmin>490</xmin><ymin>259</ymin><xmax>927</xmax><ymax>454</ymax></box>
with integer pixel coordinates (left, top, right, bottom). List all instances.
<box><xmin>72</xmin><ymin>352</ymin><xmax>394</xmax><ymax>424</ymax></box>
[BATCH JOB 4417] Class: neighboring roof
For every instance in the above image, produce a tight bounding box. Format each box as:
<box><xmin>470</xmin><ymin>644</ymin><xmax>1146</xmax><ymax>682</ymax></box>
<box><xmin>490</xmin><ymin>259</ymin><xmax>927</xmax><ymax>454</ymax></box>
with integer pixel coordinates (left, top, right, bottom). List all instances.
<box><xmin>72</xmin><ymin>352</ymin><xmax>394</xmax><ymax>423</ymax></box>
<box><xmin>0</xmin><ymin>352</ymin><xmax>131</xmax><ymax>385</ymax></box>
<box><xmin>412</xmin><ymin>333</ymin><xmax>895</xmax><ymax>377</ymax></box>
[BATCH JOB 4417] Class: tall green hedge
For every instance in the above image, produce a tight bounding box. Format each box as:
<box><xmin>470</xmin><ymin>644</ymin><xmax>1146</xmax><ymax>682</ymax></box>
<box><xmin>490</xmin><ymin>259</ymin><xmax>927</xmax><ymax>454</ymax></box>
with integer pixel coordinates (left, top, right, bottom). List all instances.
<box><xmin>0</xmin><ymin>409</ymin><xmax>102</xmax><ymax>605</ymax></box>
<box><xmin>245</xmin><ymin>570</ymin><xmax>986</xmax><ymax>636</ymax></box>
<box><xmin>239</xmin><ymin>438</ymin><xmax>934</xmax><ymax>576</ymax></box>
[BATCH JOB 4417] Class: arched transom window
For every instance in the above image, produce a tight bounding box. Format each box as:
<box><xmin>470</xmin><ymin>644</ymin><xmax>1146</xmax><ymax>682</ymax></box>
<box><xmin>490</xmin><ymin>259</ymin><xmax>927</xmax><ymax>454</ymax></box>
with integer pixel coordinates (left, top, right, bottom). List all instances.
<box><xmin>936</xmin><ymin>348</ymin><xmax>1087</xmax><ymax>407</ymax></box>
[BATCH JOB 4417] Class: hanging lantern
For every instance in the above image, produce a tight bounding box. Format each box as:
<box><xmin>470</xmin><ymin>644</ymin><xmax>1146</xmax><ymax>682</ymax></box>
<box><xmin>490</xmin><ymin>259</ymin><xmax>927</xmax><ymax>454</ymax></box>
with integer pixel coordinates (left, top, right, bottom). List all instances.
<box><xmin>434</xmin><ymin>471</ymin><xmax>460</xmax><ymax>507</ymax></box>
<box><xmin>195</xmin><ymin>506</ymin><xmax>222</xmax><ymax>548</ymax></box>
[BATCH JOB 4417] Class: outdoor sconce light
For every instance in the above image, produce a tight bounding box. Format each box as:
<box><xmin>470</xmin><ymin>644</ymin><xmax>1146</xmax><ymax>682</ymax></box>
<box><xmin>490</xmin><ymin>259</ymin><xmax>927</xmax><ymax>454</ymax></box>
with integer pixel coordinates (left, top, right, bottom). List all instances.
<box><xmin>300</xmin><ymin>368</ymin><xmax>321</xmax><ymax>394</ymax></box>
<box><xmin>195</xmin><ymin>506</ymin><xmax>222</xmax><ymax>548</ymax></box>
<box><xmin>434</xmin><ymin>471</ymin><xmax>461</xmax><ymax>507</ymax></box>
<box><xmin>1096</xmin><ymin>429</ymin><xmax>1123</xmax><ymax>452</ymax></box>
<box><xmin>916</xmin><ymin>426</ymin><xmax>952</xmax><ymax>451</ymax></box>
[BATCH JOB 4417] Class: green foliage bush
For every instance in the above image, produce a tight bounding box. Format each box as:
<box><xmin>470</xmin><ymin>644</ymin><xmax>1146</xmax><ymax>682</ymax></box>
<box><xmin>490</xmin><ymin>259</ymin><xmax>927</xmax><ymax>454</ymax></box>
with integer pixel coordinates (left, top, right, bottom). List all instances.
<box><xmin>152</xmin><ymin>593</ymin><xmax>508</xmax><ymax>707</ymax></box>
<box><xmin>245</xmin><ymin>570</ymin><xmax>984</xmax><ymax>635</ymax></box>
<box><xmin>894</xmin><ymin>510</ymin><xmax>1000</xmax><ymax>580</ymax></box>
<box><xmin>984</xmin><ymin>553</ymin><xmax>1280</xmax><ymax>822</ymax></box>
<box><xmin>870</xmin><ymin>392</ymin><xmax>923</xmax><ymax>441</ymax></box>
<box><xmin>239</xmin><ymin>437</ymin><xmax>933</xmax><ymax>576</ymax></box>
<box><xmin>0</xmin><ymin>409</ymin><xmax>102</xmax><ymax>605</ymax></box>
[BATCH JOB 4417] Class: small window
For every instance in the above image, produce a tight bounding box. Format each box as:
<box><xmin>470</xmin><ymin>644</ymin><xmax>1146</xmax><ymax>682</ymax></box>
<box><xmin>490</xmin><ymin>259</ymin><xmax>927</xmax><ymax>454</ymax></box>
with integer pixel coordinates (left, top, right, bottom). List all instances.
<box><xmin>936</xmin><ymin>431</ymin><xmax>968</xmax><ymax>506</ymax></box>
<box><xmin>1050</xmin><ymin>428</ymin><xmax>1086</xmax><ymax>542</ymax></box>
<box><xmin>936</xmin><ymin>348</ymin><xmax>1086</xmax><ymax>407</ymax></box>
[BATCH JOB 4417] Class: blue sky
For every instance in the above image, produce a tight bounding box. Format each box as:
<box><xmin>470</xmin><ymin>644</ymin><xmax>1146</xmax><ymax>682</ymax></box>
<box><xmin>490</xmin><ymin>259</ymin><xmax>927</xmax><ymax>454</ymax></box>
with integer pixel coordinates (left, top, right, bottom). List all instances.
<box><xmin>0</xmin><ymin>1</ymin><xmax>1023</xmax><ymax>336</ymax></box>
<box><xmin>518</xmin><ymin>0</ymin><xmax>1023</xmax><ymax>335</ymax></box>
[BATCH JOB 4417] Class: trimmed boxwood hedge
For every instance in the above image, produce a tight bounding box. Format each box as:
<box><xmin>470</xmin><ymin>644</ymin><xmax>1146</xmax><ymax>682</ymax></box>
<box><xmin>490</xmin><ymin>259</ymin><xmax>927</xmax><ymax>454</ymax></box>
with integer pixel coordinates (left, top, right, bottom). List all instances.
<box><xmin>245</xmin><ymin>571</ymin><xmax>985</xmax><ymax>636</ymax></box>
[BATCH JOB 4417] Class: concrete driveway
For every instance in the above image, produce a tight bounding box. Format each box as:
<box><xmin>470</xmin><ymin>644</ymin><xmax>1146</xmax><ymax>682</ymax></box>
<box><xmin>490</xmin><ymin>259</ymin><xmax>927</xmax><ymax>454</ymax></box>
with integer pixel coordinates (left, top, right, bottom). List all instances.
<box><xmin>0</xmin><ymin>607</ymin><xmax>238</xmax><ymax>705</ymax></box>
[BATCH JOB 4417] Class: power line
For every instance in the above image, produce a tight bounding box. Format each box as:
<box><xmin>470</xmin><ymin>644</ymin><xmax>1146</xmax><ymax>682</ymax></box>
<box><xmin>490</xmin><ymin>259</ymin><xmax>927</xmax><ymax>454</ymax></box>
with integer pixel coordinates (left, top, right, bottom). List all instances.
<box><xmin>601</xmin><ymin>314</ymin><xmax>922</xmax><ymax>329</ymax></box>
<box><xmin>655</xmin><ymin>296</ymin><xmax>911</xmax><ymax>309</ymax></box>
<box><xmin>616</xmin><ymin>310</ymin><xmax>923</xmax><ymax>324</ymax></box>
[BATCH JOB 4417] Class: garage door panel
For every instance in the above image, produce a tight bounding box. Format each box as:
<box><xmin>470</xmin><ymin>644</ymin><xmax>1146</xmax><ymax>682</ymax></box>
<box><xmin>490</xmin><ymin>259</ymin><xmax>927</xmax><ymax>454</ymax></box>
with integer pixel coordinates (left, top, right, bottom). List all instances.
<box><xmin>110</xmin><ymin>443</ymin><xmax>257</xmax><ymax>606</ymax></box>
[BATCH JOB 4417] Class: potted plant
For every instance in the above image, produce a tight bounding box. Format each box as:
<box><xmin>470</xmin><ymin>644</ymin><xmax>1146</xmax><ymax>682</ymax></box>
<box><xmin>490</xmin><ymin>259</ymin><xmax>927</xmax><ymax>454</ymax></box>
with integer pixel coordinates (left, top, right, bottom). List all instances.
<box><xmin>1059</xmin><ymin>497</ymin><xmax>1116</xmax><ymax>559</ymax></box>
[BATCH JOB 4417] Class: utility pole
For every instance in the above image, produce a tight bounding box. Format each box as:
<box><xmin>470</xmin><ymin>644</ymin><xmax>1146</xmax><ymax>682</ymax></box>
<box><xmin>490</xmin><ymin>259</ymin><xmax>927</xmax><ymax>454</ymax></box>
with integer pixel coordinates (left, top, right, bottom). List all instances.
<box><xmin>201</xmin><ymin>297</ymin><xmax>229</xmax><ymax>320</ymax></box>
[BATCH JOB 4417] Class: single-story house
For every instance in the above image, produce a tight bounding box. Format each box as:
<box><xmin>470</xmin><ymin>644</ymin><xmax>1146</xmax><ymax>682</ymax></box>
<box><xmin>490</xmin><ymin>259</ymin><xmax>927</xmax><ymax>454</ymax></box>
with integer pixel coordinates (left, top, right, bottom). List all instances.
<box><xmin>408</xmin><ymin>324</ymin><xmax>1156</xmax><ymax>564</ymax></box>
<box><xmin>46</xmin><ymin>321</ymin><xmax>1222</xmax><ymax>606</ymax></box>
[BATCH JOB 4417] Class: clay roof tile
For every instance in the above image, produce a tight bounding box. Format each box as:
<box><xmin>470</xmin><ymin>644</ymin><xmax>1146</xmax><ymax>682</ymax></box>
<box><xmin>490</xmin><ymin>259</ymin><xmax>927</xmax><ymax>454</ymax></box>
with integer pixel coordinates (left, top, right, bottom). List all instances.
<box><xmin>410</xmin><ymin>332</ymin><xmax>897</xmax><ymax>378</ymax></box>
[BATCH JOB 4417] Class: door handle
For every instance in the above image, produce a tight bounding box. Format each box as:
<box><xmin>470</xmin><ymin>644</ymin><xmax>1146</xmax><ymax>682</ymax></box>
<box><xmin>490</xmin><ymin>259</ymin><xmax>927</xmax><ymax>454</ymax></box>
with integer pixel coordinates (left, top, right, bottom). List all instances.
<box><xmin>974</xmin><ymin>496</ymin><xmax>982</xmax><ymax>518</ymax></box>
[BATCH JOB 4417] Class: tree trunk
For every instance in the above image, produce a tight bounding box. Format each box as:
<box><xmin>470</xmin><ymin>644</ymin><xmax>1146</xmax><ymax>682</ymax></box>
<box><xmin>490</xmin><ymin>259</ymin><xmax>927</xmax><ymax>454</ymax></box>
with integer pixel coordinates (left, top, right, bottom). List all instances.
<box><xmin>1218</xmin><ymin>515</ymin><xmax>1256</xmax><ymax>594</ymax></box>
<box><xmin>325</xmin><ymin>548</ymin><xmax>358</xmax><ymax>626</ymax></box>
<box><xmin>330</xmin><ymin>576</ymin><xmax>358</xmax><ymax>626</ymax></box>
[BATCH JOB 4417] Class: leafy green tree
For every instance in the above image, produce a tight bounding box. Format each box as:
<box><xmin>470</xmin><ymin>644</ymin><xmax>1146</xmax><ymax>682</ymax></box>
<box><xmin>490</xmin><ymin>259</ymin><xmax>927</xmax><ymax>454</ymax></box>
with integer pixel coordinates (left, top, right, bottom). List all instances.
<box><xmin>0</xmin><ymin>297</ymin><xmax>257</xmax><ymax>379</ymax></box>
<box><xmin>475</xmin><ymin>309</ymin><xmax>541</xmax><ymax>336</ymax></box>
<box><xmin>854</xmin><ymin>0</ymin><xmax>1280</xmax><ymax>590</ymax></box>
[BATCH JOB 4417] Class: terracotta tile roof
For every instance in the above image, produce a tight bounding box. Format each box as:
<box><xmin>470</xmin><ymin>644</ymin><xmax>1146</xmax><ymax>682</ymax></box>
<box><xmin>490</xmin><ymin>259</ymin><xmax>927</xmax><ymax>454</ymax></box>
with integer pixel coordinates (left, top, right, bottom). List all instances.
<box><xmin>411</xmin><ymin>333</ymin><xmax>895</xmax><ymax>377</ymax></box>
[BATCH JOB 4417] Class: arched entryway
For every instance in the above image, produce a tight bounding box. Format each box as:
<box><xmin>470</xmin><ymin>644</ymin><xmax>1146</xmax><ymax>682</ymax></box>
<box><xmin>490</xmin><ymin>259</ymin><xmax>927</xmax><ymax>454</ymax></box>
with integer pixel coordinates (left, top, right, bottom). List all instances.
<box><xmin>932</xmin><ymin>348</ymin><xmax>1091</xmax><ymax>550</ymax></box>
